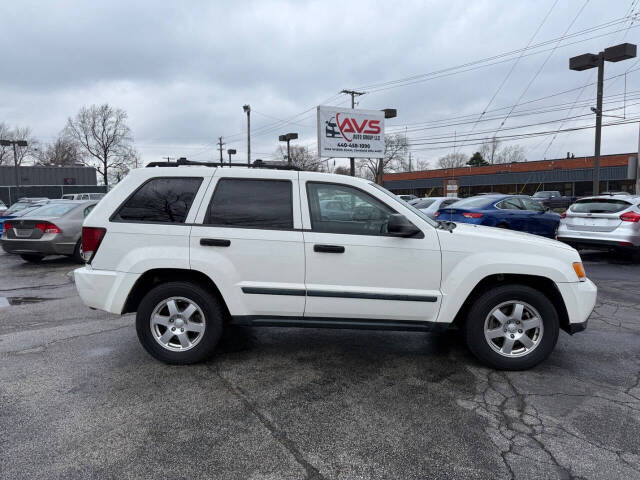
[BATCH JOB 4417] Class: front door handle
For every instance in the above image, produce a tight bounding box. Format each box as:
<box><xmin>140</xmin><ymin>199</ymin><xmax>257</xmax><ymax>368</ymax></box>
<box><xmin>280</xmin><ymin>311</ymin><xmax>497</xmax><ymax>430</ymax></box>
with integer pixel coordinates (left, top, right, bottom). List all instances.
<box><xmin>314</xmin><ymin>244</ymin><xmax>345</xmax><ymax>253</ymax></box>
<box><xmin>200</xmin><ymin>238</ymin><xmax>231</xmax><ymax>247</ymax></box>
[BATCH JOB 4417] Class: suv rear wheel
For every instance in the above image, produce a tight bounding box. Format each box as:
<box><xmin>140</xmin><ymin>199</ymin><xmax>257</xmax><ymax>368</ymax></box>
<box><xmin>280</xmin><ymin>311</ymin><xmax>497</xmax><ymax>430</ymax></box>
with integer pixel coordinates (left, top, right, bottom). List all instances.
<box><xmin>136</xmin><ymin>281</ymin><xmax>223</xmax><ymax>364</ymax></box>
<box><xmin>464</xmin><ymin>284</ymin><xmax>559</xmax><ymax>370</ymax></box>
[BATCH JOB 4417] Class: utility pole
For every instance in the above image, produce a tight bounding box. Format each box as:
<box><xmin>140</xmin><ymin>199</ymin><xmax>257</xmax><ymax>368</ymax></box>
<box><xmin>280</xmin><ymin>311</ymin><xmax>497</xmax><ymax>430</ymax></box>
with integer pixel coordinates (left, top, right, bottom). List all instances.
<box><xmin>636</xmin><ymin>122</ymin><xmax>640</xmax><ymax>194</ymax></box>
<box><xmin>341</xmin><ymin>89</ymin><xmax>365</xmax><ymax>176</ymax></box>
<box><xmin>593</xmin><ymin>53</ymin><xmax>605</xmax><ymax>196</ymax></box>
<box><xmin>217</xmin><ymin>137</ymin><xmax>225</xmax><ymax>167</ymax></box>
<box><xmin>162</xmin><ymin>156</ymin><xmax>173</xmax><ymax>163</ymax></box>
<box><xmin>243</xmin><ymin>105</ymin><xmax>251</xmax><ymax>166</ymax></box>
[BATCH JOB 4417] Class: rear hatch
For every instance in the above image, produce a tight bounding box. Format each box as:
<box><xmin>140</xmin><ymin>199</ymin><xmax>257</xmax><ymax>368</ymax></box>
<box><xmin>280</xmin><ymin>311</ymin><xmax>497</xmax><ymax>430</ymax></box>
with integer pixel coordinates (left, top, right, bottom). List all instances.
<box><xmin>564</xmin><ymin>198</ymin><xmax>631</xmax><ymax>232</ymax></box>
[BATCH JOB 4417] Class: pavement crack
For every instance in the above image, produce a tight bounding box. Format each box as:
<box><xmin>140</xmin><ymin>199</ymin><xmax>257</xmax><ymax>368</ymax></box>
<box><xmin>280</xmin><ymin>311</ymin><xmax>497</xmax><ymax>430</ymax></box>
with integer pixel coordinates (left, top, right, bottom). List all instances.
<box><xmin>208</xmin><ymin>365</ymin><xmax>325</xmax><ymax>480</ymax></box>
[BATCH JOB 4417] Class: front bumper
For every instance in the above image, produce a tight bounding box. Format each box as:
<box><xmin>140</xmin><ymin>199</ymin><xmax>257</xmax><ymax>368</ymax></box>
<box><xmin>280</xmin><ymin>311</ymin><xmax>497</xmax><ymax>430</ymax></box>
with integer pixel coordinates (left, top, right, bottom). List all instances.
<box><xmin>1</xmin><ymin>237</ymin><xmax>76</xmax><ymax>256</ymax></box>
<box><xmin>74</xmin><ymin>265</ymin><xmax>140</xmax><ymax>314</ymax></box>
<box><xmin>556</xmin><ymin>278</ymin><xmax>597</xmax><ymax>334</ymax></box>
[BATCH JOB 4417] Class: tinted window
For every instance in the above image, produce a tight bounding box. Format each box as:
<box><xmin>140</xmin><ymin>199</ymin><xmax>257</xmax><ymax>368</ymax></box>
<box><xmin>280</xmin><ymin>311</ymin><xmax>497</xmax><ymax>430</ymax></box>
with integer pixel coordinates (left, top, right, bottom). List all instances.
<box><xmin>206</xmin><ymin>178</ymin><xmax>293</xmax><ymax>229</ymax></box>
<box><xmin>571</xmin><ymin>199</ymin><xmax>631</xmax><ymax>214</ymax></box>
<box><xmin>307</xmin><ymin>182</ymin><xmax>396</xmax><ymax>235</ymax></box>
<box><xmin>84</xmin><ymin>205</ymin><xmax>96</xmax><ymax>217</ymax></box>
<box><xmin>520</xmin><ymin>197</ymin><xmax>545</xmax><ymax>211</ymax></box>
<box><xmin>115</xmin><ymin>177</ymin><xmax>202</xmax><ymax>223</ymax></box>
<box><xmin>497</xmin><ymin>198</ymin><xmax>524</xmax><ymax>210</ymax></box>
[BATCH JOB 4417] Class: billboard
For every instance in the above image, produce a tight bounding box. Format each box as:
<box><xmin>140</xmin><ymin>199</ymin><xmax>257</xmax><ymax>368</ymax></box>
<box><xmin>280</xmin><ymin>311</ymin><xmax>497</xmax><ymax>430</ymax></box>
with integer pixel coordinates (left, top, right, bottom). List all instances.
<box><xmin>317</xmin><ymin>106</ymin><xmax>385</xmax><ymax>158</ymax></box>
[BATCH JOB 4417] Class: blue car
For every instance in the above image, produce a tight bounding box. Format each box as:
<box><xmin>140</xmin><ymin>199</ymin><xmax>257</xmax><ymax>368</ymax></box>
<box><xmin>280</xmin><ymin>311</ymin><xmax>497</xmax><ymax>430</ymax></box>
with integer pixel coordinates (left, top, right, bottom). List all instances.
<box><xmin>435</xmin><ymin>195</ymin><xmax>561</xmax><ymax>238</ymax></box>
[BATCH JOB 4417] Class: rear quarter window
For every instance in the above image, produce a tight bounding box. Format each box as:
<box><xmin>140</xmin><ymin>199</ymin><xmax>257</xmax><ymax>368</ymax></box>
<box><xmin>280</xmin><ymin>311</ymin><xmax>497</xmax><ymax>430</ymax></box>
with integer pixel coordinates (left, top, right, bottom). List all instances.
<box><xmin>571</xmin><ymin>199</ymin><xmax>631</xmax><ymax>214</ymax></box>
<box><xmin>113</xmin><ymin>177</ymin><xmax>203</xmax><ymax>223</ymax></box>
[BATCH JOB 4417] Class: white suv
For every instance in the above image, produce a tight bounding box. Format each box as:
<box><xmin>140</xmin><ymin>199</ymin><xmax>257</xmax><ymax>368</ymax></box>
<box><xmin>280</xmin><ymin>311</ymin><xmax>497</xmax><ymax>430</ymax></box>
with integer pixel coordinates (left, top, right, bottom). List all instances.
<box><xmin>75</xmin><ymin>166</ymin><xmax>597</xmax><ymax>370</ymax></box>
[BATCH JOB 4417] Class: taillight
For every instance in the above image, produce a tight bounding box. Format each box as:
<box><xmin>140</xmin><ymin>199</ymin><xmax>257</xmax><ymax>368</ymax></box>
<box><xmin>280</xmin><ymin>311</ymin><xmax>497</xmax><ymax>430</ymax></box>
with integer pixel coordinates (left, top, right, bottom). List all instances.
<box><xmin>434</xmin><ymin>211</ymin><xmax>440</xmax><ymax>217</ymax></box>
<box><xmin>560</xmin><ymin>211</ymin><xmax>567</xmax><ymax>219</ymax></box>
<box><xmin>620</xmin><ymin>211</ymin><xmax>640</xmax><ymax>223</ymax></box>
<box><xmin>462</xmin><ymin>212</ymin><xmax>484</xmax><ymax>218</ymax></box>
<box><xmin>81</xmin><ymin>227</ymin><xmax>106</xmax><ymax>263</ymax></box>
<box><xmin>35</xmin><ymin>222</ymin><xmax>61</xmax><ymax>234</ymax></box>
<box><xmin>3</xmin><ymin>222</ymin><xmax>13</xmax><ymax>232</ymax></box>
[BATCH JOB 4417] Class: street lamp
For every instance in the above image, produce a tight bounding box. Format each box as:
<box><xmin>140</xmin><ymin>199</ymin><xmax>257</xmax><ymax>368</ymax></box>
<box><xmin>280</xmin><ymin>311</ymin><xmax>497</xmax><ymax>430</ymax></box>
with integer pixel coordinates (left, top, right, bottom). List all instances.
<box><xmin>0</xmin><ymin>139</ymin><xmax>28</xmax><ymax>203</ymax></box>
<box><xmin>227</xmin><ymin>148</ymin><xmax>236</xmax><ymax>166</ymax></box>
<box><xmin>570</xmin><ymin>42</ymin><xmax>636</xmax><ymax>195</ymax></box>
<box><xmin>278</xmin><ymin>133</ymin><xmax>298</xmax><ymax>165</ymax></box>
<box><xmin>243</xmin><ymin>105</ymin><xmax>251</xmax><ymax>166</ymax></box>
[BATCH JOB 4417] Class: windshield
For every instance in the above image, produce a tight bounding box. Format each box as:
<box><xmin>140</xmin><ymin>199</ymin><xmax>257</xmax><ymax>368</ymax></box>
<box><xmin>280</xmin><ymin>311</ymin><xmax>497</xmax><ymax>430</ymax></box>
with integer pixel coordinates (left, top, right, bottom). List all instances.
<box><xmin>4</xmin><ymin>202</ymin><xmax>32</xmax><ymax>215</ymax></box>
<box><xmin>413</xmin><ymin>199</ymin><xmax>436</xmax><ymax>209</ymax></box>
<box><xmin>24</xmin><ymin>203</ymin><xmax>77</xmax><ymax>218</ymax></box>
<box><xmin>371</xmin><ymin>183</ymin><xmax>437</xmax><ymax>226</ymax></box>
<box><xmin>571</xmin><ymin>198</ymin><xmax>631</xmax><ymax>214</ymax></box>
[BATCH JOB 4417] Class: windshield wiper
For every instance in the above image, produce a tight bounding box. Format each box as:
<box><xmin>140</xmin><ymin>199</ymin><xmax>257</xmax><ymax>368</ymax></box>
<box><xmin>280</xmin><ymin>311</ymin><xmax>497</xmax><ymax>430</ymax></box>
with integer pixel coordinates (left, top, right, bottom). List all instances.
<box><xmin>437</xmin><ymin>220</ymin><xmax>457</xmax><ymax>232</ymax></box>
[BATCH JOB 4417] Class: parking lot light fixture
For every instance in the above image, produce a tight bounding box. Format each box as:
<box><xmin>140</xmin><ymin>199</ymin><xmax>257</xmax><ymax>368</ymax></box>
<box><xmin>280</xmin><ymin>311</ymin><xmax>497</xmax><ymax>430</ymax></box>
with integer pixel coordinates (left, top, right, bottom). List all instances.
<box><xmin>227</xmin><ymin>148</ymin><xmax>236</xmax><ymax>166</ymax></box>
<box><xmin>279</xmin><ymin>133</ymin><xmax>298</xmax><ymax>165</ymax></box>
<box><xmin>569</xmin><ymin>43</ymin><xmax>637</xmax><ymax>195</ymax></box>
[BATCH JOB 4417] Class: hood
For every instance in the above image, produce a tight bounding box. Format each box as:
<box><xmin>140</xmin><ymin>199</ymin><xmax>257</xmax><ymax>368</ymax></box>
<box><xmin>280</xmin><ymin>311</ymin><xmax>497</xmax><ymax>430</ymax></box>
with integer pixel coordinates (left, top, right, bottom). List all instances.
<box><xmin>437</xmin><ymin>222</ymin><xmax>576</xmax><ymax>254</ymax></box>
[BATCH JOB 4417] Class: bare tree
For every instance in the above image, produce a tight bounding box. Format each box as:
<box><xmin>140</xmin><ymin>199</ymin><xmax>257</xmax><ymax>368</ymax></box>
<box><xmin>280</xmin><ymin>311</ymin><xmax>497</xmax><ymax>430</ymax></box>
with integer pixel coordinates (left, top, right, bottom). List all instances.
<box><xmin>36</xmin><ymin>135</ymin><xmax>81</xmax><ymax>166</ymax></box>
<box><xmin>358</xmin><ymin>134</ymin><xmax>409</xmax><ymax>184</ymax></box>
<box><xmin>496</xmin><ymin>144</ymin><xmax>526</xmax><ymax>164</ymax></box>
<box><xmin>437</xmin><ymin>152</ymin><xmax>468</xmax><ymax>169</ymax></box>
<box><xmin>480</xmin><ymin>137</ymin><xmax>501</xmax><ymax>164</ymax></box>
<box><xmin>64</xmin><ymin>104</ymin><xmax>134</xmax><ymax>186</ymax></box>
<box><xmin>108</xmin><ymin>148</ymin><xmax>141</xmax><ymax>184</ymax></box>
<box><xmin>0</xmin><ymin>122</ymin><xmax>10</xmax><ymax>165</ymax></box>
<box><xmin>333</xmin><ymin>165</ymin><xmax>350</xmax><ymax>175</ymax></box>
<box><xmin>3</xmin><ymin>126</ymin><xmax>39</xmax><ymax>166</ymax></box>
<box><xmin>275</xmin><ymin>144</ymin><xmax>322</xmax><ymax>171</ymax></box>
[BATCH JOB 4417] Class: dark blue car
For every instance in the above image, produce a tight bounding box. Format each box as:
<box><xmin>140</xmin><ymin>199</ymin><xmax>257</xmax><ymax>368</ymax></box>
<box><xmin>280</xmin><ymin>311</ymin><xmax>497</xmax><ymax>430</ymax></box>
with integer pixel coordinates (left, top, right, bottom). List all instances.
<box><xmin>435</xmin><ymin>195</ymin><xmax>561</xmax><ymax>238</ymax></box>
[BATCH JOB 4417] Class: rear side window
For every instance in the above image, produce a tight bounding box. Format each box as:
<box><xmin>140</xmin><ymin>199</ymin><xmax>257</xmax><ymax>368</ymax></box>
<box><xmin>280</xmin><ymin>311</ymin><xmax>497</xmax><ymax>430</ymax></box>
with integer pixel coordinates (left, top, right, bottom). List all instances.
<box><xmin>451</xmin><ymin>197</ymin><xmax>497</xmax><ymax>209</ymax></box>
<box><xmin>114</xmin><ymin>177</ymin><xmax>203</xmax><ymax>223</ymax></box>
<box><xmin>571</xmin><ymin>199</ymin><xmax>631</xmax><ymax>214</ymax></box>
<box><xmin>205</xmin><ymin>178</ymin><xmax>293</xmax><ymax>229</ymax></box>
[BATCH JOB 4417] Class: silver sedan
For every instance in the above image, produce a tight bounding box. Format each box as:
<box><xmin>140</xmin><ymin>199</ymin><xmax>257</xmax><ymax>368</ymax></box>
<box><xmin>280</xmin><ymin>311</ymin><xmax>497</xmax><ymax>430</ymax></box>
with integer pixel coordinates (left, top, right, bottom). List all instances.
<box><xmin>413</xmin><ymin>196</ymin><xmax>459</xmax><ymax>219</ymax></box>
<box><xmin>557</xmin><ymin>194</ymin><xmax>640</xmax><ymax>253</ymax></box>
<box><xmin>1</xmin><ymin>200</ymin><xmax>97</xmax><ymax>263</ymax></box>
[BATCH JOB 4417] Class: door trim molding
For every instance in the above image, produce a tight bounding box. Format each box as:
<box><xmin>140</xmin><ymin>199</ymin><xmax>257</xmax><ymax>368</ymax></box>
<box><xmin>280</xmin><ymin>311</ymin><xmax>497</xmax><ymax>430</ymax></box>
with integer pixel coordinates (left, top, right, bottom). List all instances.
<box><xmin>230</xmin><ymin>315</ymin><xmax>448</xmax><ymax>332</ymax></box>
<box><xmin>241</xmin><ymin>286</ymin><xmax>437</xmax><ymax>302</ymax></box>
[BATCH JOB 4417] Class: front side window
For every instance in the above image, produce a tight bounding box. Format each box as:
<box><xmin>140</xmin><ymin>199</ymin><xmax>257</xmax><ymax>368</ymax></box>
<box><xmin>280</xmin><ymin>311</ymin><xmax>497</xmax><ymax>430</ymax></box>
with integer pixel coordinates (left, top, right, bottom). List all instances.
<box><xmin>114</xmin><ymin>177</ymin><xmax>203</xmax><ymax>223</ymax></box>
<box><xmin>307</xmin><ymin>182</ymin><xmax>396</xmax><ymax>235</ymax></box>
<box><xmin>205</xmin><ymin>178</ymin><xmax>293</xmax><ymax>229</ymax></box>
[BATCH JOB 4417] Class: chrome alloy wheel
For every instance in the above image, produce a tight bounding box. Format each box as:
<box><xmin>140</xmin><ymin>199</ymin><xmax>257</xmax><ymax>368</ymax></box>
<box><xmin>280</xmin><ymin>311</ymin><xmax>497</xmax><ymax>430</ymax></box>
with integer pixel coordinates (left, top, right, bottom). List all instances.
<box><xmin>483</xmin><ymin>301</ymin><xmax>543</xmax><ymax>358</ymax></box>
<box><xmin>150</xmin><ymin>297</ymin><xmax>206</xmax><ymax>352</ymax></box>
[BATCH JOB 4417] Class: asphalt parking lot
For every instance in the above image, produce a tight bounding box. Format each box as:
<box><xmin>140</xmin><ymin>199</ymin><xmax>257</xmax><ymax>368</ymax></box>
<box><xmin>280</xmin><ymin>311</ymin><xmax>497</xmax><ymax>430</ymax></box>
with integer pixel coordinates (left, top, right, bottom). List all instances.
<box><xmin>0</xmin><ymin>251</ymin><xmax>639</xmax><ymax>480</ymax></box>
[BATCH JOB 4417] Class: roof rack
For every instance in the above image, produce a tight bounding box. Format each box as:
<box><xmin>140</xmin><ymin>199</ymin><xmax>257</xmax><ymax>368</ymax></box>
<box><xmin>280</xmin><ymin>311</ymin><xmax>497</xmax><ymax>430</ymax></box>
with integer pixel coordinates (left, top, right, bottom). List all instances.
<box><xmin>146</xmin><ymin>157</ymin><xmax>300</xmax><ymax>171</ymax></box>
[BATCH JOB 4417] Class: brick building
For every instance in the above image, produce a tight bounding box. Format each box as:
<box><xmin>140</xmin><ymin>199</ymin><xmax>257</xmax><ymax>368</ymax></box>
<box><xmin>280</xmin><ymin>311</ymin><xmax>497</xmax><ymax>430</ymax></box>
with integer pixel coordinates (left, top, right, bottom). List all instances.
<box><xmin>382</xmin><ymin>153</ymin><xmax>637</xmax><ymax>197</ymax></box>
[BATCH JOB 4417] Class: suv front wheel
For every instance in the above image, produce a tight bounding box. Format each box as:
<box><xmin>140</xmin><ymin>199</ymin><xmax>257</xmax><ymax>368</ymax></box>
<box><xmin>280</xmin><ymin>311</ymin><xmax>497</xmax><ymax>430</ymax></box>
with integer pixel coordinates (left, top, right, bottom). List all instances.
<box><xmin>136</xmin><ymin>282</ymin><xmax>223</xmax><ymax>364</ymax></box>
<box><xmin>464</xmin><ymin>284</ymin><xmax>559</xmax><ymax>370</ymax></box>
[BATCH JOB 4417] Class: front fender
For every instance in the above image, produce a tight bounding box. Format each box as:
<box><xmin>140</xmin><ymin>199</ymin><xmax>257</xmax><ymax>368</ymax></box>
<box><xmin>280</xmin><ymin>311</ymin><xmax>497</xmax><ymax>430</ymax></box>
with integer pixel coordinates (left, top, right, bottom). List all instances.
<box><xmin>436</xmin><ymin>250</ymin><xmax>578</xmax><ymax>324</ymax></box>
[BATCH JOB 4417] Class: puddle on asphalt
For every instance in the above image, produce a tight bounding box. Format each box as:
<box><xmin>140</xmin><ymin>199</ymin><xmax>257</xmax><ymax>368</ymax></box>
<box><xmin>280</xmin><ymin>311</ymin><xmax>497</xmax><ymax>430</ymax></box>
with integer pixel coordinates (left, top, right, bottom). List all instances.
<box><xmin>0</xmin><ymin>296</ymin><xmax>56</xmax><ymax>307</ymax></box>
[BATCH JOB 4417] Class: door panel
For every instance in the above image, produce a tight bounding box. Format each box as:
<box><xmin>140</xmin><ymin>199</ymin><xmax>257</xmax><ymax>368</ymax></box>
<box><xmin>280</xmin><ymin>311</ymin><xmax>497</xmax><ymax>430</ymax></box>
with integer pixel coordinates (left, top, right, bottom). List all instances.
<box><xmin>190</xmin><ymin>170</ymin><xmax>305</xmax><ymax>317</ymax></box>
<box><xmin>299</xmin><ymin>175</ymin><xmax>442</xmax><ymax>322</ymax></box>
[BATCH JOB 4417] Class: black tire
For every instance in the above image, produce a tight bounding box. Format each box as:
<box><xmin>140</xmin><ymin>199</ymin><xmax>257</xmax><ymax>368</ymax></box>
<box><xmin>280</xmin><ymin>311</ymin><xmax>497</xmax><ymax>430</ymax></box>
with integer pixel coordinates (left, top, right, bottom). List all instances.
<box><xmin>136</xmin><ymin>281</ymin><xmax>224</xmax><ymax>364</ymax></box>
<box><xmin>20</xmin><ymin>254</ymin><xmax>44</xmax><ymax>263</ymax></box>
<box><xmin>464</xmin><ymin>284</ymin><xmax>559</xmax><ymax>370</ymax></box>
<box><xmin>497</xmin><ymin>223</ymin><xmax>509</xmax><ymax>229</ymax></box>
<box><xmin>71</xmin><ymin>239</ymin><xmax>85</xmax><ymax>264</ymax></box>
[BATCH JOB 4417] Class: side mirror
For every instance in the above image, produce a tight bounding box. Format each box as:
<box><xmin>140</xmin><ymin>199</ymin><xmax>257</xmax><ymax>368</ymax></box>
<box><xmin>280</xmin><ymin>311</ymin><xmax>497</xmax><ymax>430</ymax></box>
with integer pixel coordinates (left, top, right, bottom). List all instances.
<box><xmin>387</xmin><ymin>214</ymin><xmax>422</xmax><ymax>237</ymax></box>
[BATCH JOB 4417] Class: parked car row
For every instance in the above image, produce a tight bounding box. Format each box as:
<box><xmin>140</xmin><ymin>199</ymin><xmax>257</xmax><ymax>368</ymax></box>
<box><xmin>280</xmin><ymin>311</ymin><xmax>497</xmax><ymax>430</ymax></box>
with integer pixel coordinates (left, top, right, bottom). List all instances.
<box><xmin>0</xmin><ymin>194</ymin><xmax>105</xmax><ymax>263</ymax></box>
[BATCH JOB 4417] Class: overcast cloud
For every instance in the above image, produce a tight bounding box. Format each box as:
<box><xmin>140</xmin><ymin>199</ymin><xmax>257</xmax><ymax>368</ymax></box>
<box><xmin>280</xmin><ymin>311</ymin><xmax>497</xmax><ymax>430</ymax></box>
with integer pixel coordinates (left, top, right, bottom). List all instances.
<box><xmin>1</xmin><ymin>0</ymin><xmax>639</xmax><ymax>169</ymax></box>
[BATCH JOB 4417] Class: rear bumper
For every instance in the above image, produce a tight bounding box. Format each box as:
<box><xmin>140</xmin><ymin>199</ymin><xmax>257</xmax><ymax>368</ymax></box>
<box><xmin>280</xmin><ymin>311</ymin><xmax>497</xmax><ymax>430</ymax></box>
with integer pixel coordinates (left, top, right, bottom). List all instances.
<box><xmin>1</xmin><ymin>238</ymin><xmax>76</xmax><ymax>256</ymax></box>
<box><xmin>557</xmin><ymin>236</ymin><xmax>639</xmax><ymax>250</ymax></box>
<box><xmin>74</xmin><ymin>265</ymin><xmax>140</xmax><ymax>314</ymax></box>
<box><xmin>556</xmin><ymin>279</ymin><xmax>597</xmax><ymax>334</ymax></box>
<box><xmin>557</xmin><ymin>223</ymin><xmax>640</xmax><ymax>249</ymax></box>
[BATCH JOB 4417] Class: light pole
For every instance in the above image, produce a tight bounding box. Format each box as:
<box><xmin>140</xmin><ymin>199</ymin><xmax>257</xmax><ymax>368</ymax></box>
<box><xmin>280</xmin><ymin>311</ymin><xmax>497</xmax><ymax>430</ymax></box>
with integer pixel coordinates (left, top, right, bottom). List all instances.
<box><xmin>278</xmin><ymin>133</ymin><xmax>298</xmax><ymax>165</ymax></box>
<box><xmin>376</xmin><ymin>109</ymin><xmax>397</xmax><ymax>184</ymax></box>
<box><xmin>243</xmin><ymin>105</ymin><xmax>251</xmax><ymax>166</ymax></box>
<box><xmin>227</xmin><ymin>148</ymin><xmax>236</xmax><ymax>166</ymax></box>
<box><xmin>570</xmin><ymin>42</ymin><xmax>636</xmax><ymax>195</ymax></box>
<box><xmin>0</xmin><ymin>139</ymin><xmax>27</xmax><ymax>203</ymax></box>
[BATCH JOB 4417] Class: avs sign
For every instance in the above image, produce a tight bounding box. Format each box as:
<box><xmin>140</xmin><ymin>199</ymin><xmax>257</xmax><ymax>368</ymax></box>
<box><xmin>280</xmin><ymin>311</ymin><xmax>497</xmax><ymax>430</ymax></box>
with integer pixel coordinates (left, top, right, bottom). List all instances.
<box><xmin>317</xmin><ymin>106</ymin><xmax>385</xmax><ymax>158</ymax></box>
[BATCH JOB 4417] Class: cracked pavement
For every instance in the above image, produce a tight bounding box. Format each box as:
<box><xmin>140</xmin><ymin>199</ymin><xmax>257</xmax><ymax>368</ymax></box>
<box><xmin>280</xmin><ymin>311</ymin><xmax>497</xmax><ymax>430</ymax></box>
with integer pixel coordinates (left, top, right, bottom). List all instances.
<box><xmin>0</xmin><ymin>250</ymin><xmax>638</xmax><ymax>479</ymax></box>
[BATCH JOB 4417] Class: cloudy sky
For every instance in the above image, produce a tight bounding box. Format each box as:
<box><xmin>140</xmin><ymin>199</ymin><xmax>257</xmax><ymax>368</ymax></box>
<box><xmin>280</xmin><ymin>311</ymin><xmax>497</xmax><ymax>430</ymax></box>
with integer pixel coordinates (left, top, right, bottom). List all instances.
<box><xmin>1</xmin><ymin>0</ymin><xmax>639</xmax><ymax>170</ymax></box>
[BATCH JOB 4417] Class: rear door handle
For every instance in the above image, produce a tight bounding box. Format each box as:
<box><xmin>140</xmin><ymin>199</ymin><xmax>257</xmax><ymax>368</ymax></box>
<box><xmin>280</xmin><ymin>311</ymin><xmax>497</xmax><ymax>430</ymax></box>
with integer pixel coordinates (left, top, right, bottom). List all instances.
<box><xmin>200</xmin><ymin>238</ymin><xmax>231</xmax><ymax>247</ymax></box>
<box><xmin>314</xmin><ymin>244</ymin><xmax>345</xmax><ymax>253</ymax></box>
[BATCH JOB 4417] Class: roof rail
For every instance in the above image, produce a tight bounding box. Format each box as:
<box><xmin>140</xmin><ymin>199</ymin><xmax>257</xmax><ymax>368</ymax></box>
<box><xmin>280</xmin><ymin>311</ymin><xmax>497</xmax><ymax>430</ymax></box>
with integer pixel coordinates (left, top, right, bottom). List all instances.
<box><xmin>146</xmin><ymin>157</ymin><xmax>300</xmax><ymax>171</ymax></box>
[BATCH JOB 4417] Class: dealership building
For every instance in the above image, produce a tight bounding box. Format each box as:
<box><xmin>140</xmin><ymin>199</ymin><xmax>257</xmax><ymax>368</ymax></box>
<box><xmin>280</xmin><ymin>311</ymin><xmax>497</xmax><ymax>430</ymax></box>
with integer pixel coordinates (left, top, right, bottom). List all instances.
<box><xmin>382</xmin><ymin>153</ymin><xmax>638</xmax><ymax>198</ymax></box>
<box><xmin>0</xmin><ymin>165</ymin><xmax>105</xmax><ymax>205</ymax></box>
